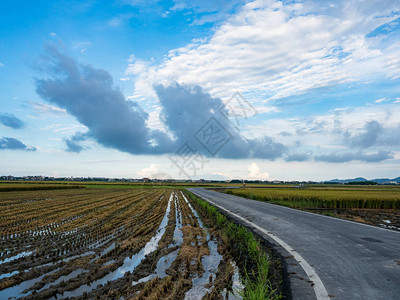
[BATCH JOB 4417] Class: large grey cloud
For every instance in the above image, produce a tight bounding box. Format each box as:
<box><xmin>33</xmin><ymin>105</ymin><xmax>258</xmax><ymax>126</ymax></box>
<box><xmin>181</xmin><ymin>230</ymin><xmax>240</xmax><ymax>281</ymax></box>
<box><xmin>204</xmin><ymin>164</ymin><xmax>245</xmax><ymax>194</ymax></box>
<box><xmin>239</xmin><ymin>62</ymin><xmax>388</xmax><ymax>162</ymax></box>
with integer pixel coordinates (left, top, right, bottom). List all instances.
<box><xmin>0</xmin><ymin>113</ymin><xmax>25</xmax><ymax>129</ymax></box>
<box><xmin>35</xmin><ymin>46</ymin><xmax>173</xmax><ymax>155</ymax></box>
<box><xmin>346</xmin><ymin>121</ymin><xmax>381</xmax><ymax>148</ymax></box>
<box><xmin>284</xmin><ymin>152</ymin><xmax>312</xmax><ymax>162</ymax></box>
<box><xmin>35</xmin><ymin>47</ymin><xmax>286</xmax><ymax>159</ymax></box>
<box><xmin>0</xmin><ymin>137</ymin><xmax>36</xmax><ymax>151</ymax></box>
<box><xmin>155</xmin><ymin>83</ymin><xmax>287</xmax><ymax>159</ymax></box>
<box><xmin>346</xmin><ymin>120</ymin><xmax>400</xmax><ymax>148</ymax></box>
<box><xmin>65</xmin><ymin>132</ymin><xmax>89</xmax><ymax>153</ymax></box>
<box><xmin>315</xmin><ymin>150</ymin><xmax>393</xmax><ymax>163</ymax></box>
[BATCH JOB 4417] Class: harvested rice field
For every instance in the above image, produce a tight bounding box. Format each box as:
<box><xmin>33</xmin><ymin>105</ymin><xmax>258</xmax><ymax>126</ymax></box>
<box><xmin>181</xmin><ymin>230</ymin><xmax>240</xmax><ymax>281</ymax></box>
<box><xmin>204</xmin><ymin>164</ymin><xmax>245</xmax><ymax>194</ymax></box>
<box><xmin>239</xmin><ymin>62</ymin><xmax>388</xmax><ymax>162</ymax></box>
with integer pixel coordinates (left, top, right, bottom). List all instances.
<box><xmin>0</xmin><ymin>188</ymin><xmax>246</xmax><ymax>299</ymax></box>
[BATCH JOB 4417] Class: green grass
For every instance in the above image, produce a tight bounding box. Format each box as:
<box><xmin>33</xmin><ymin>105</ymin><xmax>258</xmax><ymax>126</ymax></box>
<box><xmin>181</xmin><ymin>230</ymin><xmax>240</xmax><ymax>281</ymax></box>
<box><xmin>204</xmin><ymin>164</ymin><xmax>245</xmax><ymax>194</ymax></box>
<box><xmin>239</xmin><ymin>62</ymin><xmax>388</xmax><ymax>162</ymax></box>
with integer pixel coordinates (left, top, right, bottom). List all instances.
<box><xmin>224</xmin><ymin>187</ymin><xmax>400</xmax><ymax>209</ymax></box>
<box><xmin>185</xmin><ymin>190</ymin><xmax>280</xmax><ymax>299</ymax></box>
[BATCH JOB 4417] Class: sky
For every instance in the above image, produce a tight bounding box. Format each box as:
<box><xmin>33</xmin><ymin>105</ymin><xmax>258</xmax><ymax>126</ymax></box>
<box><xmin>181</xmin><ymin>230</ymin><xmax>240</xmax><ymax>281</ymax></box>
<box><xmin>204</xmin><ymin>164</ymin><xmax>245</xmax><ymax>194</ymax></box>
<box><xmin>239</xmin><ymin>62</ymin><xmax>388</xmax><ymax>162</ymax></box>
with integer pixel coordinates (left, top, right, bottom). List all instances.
<box><xmin>1</xmin><ymin>0</ymin><xmax>400</xmax><ymax>181</ymax></box>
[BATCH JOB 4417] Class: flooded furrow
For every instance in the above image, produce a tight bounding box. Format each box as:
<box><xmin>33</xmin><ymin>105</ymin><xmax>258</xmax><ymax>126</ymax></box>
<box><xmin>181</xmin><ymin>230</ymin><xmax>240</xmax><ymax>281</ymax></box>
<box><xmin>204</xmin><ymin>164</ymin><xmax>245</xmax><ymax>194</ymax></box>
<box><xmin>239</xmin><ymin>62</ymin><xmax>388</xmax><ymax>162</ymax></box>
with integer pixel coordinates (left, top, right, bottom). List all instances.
<box><xmin>181</xmin><ymin>191</ymin><xmax>243</xmax><ymax>299</ymax></box>
<box><xmin>0</xmin><ymin>268</ymin><xmax>59</xmax><ymax>299</ymax></box>
<box><xmin>184</xmin><ymin>239</ymin><xmax>223</xmax><ymax>299</ymax></box>
<box><xmin>131</xmin><ymin>248</ymin><xmax>179</xmax><ymax>286</ymax></box>
<box><xmin>172</xmin><ymin>192</ymin><xmax>183</xmax><ymax>246</ymax></box>
<box><xmin>180</xmin><ymin>191</ymin><xmax>205</xmax><ymax>228</ymax></box>
<box><xmin>0</xmin><ymin>270</ymin><xmax>19</xmax><ymax>280</ymax></box>
<box><xmin>0</xmin><ymin>251</ymin><xmax>34</xmax><ymax>265</ymax></box>
<box><xmin>35</xmin><ymin>268</ymin><xmax>89</xmax><ymax>294</ymax></box>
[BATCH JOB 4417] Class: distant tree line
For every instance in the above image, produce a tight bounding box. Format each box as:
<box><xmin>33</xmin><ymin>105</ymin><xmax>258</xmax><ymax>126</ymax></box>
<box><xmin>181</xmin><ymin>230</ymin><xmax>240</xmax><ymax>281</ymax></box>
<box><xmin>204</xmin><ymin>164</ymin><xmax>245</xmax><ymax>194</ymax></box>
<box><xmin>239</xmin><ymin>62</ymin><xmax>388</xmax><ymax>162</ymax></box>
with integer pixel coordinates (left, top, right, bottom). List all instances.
<box><xmin>345</xmin><ymin>181</ymin><xmax>378</xmax><ymax>185</ymax></box>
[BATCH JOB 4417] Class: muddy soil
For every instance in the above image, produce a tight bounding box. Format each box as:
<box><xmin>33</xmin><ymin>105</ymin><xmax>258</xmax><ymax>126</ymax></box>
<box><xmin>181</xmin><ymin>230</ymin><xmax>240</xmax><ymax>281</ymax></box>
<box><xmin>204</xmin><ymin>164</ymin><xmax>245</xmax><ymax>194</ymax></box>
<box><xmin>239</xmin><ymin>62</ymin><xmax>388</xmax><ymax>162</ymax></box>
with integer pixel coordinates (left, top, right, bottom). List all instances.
<box><xmin>1</xmin><ymin>190</ymin><xmax>245</xmax><ymax>300</ymax></box>
<box><xmin>305</xmin><ymin>208</ymin><xmax>400</xmax><ymax>231</ymax></box>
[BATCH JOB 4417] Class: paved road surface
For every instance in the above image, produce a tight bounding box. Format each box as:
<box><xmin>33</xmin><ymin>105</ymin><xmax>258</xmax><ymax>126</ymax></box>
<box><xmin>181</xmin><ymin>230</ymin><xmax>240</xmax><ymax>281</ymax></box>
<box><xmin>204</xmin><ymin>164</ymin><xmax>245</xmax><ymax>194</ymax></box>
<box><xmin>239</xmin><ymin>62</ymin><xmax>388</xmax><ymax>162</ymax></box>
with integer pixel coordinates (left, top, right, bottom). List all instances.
<box><xmin>188</xmin><ymin>188</ymin><xmax>400</xmax><ymax>300</ymax></box>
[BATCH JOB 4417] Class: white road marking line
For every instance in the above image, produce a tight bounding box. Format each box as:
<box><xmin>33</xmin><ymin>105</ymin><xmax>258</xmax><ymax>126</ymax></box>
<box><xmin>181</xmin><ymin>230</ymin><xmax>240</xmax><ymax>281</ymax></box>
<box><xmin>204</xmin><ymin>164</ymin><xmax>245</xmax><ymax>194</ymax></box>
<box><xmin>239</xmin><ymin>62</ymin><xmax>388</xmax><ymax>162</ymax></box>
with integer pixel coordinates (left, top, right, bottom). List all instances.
<box><xmin>193</xmin><ymin>191</ymin><xmax>330</xmax><ymax>300</ymax></box>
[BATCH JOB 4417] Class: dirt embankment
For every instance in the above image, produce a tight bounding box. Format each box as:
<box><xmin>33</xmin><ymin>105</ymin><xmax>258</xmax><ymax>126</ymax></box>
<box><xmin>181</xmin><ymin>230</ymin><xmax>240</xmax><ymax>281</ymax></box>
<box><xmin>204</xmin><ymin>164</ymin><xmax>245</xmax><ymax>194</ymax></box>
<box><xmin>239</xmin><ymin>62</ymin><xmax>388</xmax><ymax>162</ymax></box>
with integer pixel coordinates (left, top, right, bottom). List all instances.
<box><xmin>307</xmin><ymin>208</ymin><xmax>400</xmax><ymax>231</ymax></box>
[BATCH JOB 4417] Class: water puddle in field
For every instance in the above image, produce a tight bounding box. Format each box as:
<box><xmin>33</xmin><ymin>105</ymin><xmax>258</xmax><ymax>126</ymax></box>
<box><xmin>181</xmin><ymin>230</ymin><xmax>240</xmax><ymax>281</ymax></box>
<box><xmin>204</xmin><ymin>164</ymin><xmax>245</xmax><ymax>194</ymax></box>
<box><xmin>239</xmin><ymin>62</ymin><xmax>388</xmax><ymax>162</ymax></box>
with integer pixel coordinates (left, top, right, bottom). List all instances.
<box><xmin>378</xmin><ymin>219</ymin><xmax>399</xmax><ymax>231</ymax></box>
<box><xmin>181</xmin><ymin>191</ymin><xmax>204</xmax><ymax>228</ymax></box>
<box><xmin>35</xmin><ymin>268</ymin><xmax>89</xmax><ymax>293</ymax></box>
<box><xmin>171</xmin><ymin>194</ymin><xmax>183</xmax><ymax>246</ymax></box>
<box><xmin>57</xmin><ymin>193</ymin><xmax>173</xmax><ymax>298</ymax></box>
<box><xmin>104</xmin><ymin>259</ymin><xmax>115</xmax><ymax>266</ymax></box>
<box><xmin>222</xmin><ymin>261</ymin><xmax>244</xmax><ymax>299</ymax></box>
<box><xmin>63</xmin><ymin>250</ymin><xmax>95</xmax><ymax>263</ymax></box>
<box><xmin>184</xmin><ymin>239</ymin><xmax>223</xmax><ymax>300</ymax></box>
<box><xmin>155</xmin><ymin>249</ymin><xmax>178</xmax><ymax>278</ymax></box>
<box><xmin>131</xmin><ymin>248</ymin><xmax>179</xmax><ymax>286</ymax></box>
<box><xmin>0</xmin><ymin>268</ymin><xmax>59</xmax><ymax>299</ymax></box>
<box><xmin>379</xmin><ymin>223</ymin><xmax>400</xmax><ymax>230</ymax></box>
<box><xmin>180</xmin><ymin>191</ymin><xmax>225</xmax><ymax>299</ymax></box>
<box><xmin>0</xmin><ymin>251</ymin><xmax>34</xmax><ymax>265</ymax></box>
<box><xmin>87</xmin><ymin>241</ymin><xmax>116</xmax><ymax>264</ymax></box>
<box><xmin>100</xmin><ymin>241</ymin><xmax>116</xmax><ymax>257</ymax></box>
<box><xmin>183</xmin><ymin>193</ymin><xmax>241</xmax><ymax>296</ymax></box>
<box><xmin>231</xmin><ymin>262</ymin><xmax>244</xmax><ymax>297</ymax></box>
<box><xmin>0</xmin><ymin>270</ymin><xmax>19</xmax><ymax>280</ymax></box>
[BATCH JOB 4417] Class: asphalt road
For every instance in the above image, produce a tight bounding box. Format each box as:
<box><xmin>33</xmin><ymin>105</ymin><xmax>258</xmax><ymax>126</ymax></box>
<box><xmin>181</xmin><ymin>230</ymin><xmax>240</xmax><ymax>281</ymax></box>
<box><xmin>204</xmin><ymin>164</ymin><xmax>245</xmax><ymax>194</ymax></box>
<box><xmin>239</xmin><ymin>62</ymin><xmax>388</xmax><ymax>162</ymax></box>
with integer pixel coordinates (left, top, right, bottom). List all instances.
<box><xmin>188</xmin><ymin>188</ymin><xmax>400</xmax><ymax>300</ymax></box>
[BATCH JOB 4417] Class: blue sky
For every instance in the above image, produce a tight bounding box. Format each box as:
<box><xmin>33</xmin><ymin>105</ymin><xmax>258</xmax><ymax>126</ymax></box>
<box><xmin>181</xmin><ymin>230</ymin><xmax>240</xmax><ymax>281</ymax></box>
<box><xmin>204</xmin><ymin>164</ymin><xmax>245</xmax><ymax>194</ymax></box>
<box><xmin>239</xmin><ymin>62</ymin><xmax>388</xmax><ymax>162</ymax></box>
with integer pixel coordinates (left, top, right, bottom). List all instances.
<box><xmin>1</xmin><ymin>0</ymin><xmax>400</xmax><ymax>181</ymax></box>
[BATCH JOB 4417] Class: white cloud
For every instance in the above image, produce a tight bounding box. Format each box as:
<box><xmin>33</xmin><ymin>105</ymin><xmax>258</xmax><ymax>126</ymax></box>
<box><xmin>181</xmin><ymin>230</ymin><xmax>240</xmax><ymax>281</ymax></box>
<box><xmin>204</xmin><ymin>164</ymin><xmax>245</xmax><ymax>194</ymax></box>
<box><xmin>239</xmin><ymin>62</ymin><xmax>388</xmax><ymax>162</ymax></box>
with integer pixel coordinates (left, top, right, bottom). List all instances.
<box><xmin>244</xmin><ymin>102</ymin><xmax>400</xmax><ymax>155</ymax></box>
<box><xmin>0</xmin><ymin>62</ymin><xmax>4</xmax><ymax>67</ymax></box>
<box><xmin>43</xmin><ymin>123</ymin><xmax>87</xmax><ymax>135</ymax></box>
<box><xmin>146</xmin><ymin>108</ymin><xmax>165</xmax><ymax>131</ymax></box>
<box><xmin>136</xmin><ymin>164</ymin><xmax>158</xmax><ymax>177</ymax></box>
<box><xmin>107</xmin><ymin>13</ymin><xmax>134</xmax><ymax>28</ymax></box>
<box><xmin>128</xmin><ymin>0</ymin><xmax>400</xmax><ymax>105</ymax></box>
<box><xmin>247</xmin><ymin>162</ymin><xmax>270</xmax><ymax>180</ymax></box>
<box><xmin>108</xmin><ymin>18</ymin><xmax>122</xmax><ymax>27</ymax></box>
<box><xmin>211</xmin><ymin>171</ymin><xmax>233</xmax><ymax>179</ymax></box>
<box><xmin>375</xmin><ymin>98</ymin><xmax>386</xmax><ymax>103</ymax></box>
<box><xmin>32</xmin><ymin>102</ymin><xmax>67</xmax><ymax>115</ymax></box>
<box><xmin>71</xmin><ymin>41</ymin><xmax>92</xmax><ymax>53</ymax></box>
<box><xmin>393</xmin><ymin>151</ymin><xmax>400</xmax><ymax>160</ymax></box>
<box><xmin>136</xmin><ymin>164</ymin><xmax>173</xmax><ymax>179</ymax></box>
